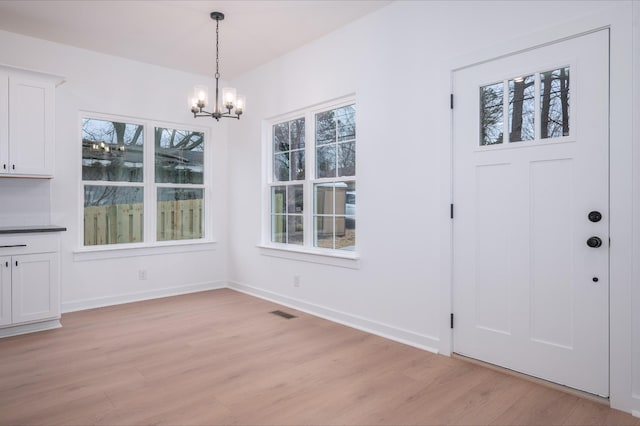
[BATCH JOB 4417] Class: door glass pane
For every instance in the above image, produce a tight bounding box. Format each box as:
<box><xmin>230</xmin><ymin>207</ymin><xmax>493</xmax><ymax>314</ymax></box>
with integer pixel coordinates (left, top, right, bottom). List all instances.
<box><xmin>82</xmin><ymin>118</ymin><xmax>143</xmax><ymax>182</ymax></box>
<box><xmin>156</xmin><ymin>188</ymin><xmax>204</xmax><ymax>241</ymax></box>
<box><xmin>480</xmin><ymin>82</ymin><xmax>504</xmax><ymax>145</ymax></box>
<box><xmin>540</xmin><ymin>67</ymin><xmax>570</xmax><ymax>138</ymax></box>
<box><xmin>84</xmin><ymin>185</ymin><xmax>143</xmax><ymax>245</ymax></box>
<box><xmin>155</xmin><ymin>128</ymin><xmax>204</xmax><ymax>184</ymax></box>
<box><xmin>508</xmin><ymin>75</ymin><xmax>535</xmax><ymax>142</ymax></box>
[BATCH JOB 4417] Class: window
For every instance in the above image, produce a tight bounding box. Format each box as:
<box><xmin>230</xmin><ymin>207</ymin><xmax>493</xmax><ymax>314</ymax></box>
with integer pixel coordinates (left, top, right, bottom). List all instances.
<box><xmin>480</xmin><ymin>66</ymin><xmax>570</xmax><ymax>146</ymax></box>
<box><xmin>81</xmin><ymin>115</ymin><xmax>209</xmax><ymax>247</ymax></box>
<box><xmin>266</xmin><ymin>99</ymin><xmax>356</xmax><ymax>253</ymax></box>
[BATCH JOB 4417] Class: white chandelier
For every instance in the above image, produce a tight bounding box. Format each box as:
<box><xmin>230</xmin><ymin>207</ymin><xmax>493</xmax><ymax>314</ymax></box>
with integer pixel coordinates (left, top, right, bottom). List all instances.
<box><xmin>190</xmin><ymin>12</ymin><xmax>245</xmax><ymax>121</ymax></box>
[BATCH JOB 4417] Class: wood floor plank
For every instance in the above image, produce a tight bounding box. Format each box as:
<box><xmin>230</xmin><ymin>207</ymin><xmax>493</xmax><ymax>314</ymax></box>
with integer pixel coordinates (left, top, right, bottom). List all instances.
<box><xmin>0</xmin><ymin>289</ymin><xmax>638</xmax><ymax>425</ymax></box>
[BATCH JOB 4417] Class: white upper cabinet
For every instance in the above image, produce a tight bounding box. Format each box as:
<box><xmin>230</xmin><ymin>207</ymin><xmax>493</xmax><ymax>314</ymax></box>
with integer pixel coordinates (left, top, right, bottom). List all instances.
<box><xmin>0</xmin><ymin>71</ymin><xmax>8</xmax><ymax>175</ymax></box>
<box><xmin>0</xmin><ymin>67</ymin><xmax>61</xmax><ymax>178</ymax></box>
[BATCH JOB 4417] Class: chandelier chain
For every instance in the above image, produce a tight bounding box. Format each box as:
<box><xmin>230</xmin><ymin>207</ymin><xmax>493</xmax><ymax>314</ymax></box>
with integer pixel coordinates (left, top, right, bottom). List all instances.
<box><xmin>215</xmin><ymin>17</ymin><xmax>220</xmax><ymax>79</ymax></box>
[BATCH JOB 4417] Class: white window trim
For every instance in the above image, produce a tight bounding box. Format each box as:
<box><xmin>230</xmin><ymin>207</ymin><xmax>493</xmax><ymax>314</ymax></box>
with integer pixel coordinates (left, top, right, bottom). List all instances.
<box><xmin>77</xmin><ymin>111</ymin><xmax>214</xmax><ymax>256</ymax></box>
<box><xmin>261</xmin><ymin>95</ymin><xmax>358</xmax><ymax>265</ymax></box>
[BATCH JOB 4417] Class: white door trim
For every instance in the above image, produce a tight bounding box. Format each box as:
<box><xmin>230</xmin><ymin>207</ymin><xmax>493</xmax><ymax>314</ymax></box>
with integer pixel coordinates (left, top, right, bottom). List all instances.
<box><xmin>439</xmin><ymin>6</ymin><xmax>635</xmax><ymax>414</ymax></box>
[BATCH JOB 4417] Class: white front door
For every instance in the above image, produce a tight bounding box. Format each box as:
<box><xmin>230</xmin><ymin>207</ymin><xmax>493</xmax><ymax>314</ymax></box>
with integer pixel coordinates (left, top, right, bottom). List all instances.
<box><xmin>452</xmin><ymin>29</ymin><xmax>609</xmax><ymax>397</ymax></box>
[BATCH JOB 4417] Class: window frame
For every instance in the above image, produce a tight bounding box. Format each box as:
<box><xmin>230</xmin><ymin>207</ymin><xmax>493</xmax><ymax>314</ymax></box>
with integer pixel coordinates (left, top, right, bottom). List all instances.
<box><xmin>77</xmin><ymin>111</ymin><xmax>214</xmax><ymax>253</ymax></box>
<box><xmin>262</xmin><ymin>96</ymin><xmax>358</xmax><ymax>262</ymax></box>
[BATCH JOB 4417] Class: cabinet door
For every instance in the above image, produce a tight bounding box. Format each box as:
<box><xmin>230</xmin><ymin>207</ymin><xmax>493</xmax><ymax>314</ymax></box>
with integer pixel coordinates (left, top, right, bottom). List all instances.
<box><xmin>11</xmin><ymin>253</ymin><xmax>59</xmax><ymax>324</ymax></box>
<box><xmin>0</xmin><ymin>72</ymin><xmax>7</xmax><ymax>174</ymax></box>
<box><xmin>0</xmin><ymin>256</ymin><xmax>11</xmax><ymax>327</ymax></box>
<box><xmin>8</xmin><ymin>76</ymin><xmax>54</xmax><ymax>176</ymax></box>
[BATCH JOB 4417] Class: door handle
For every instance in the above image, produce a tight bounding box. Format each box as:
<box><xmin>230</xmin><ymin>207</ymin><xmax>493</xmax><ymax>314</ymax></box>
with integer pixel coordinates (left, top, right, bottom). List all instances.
<box><xmin>587</xmin><ymin>236</ymin><xmax>603</xmax><ymax>248</ymax></box>
<box><xmin>588</xmin><ymin>211</ymin><xmax>602</xmax><ymax>223</ymax></box>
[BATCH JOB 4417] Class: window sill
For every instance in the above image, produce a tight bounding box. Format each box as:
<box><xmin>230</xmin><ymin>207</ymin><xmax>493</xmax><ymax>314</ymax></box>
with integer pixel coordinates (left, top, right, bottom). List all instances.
<box><xmin>257</xmin><ymin>243</ymin><xmax>360</xmax><ymax>269</ymax></box>
<box><xmin>73</xmin><ymin>239</ymin><xmax>218</xmax><ymax>261</ymax></box>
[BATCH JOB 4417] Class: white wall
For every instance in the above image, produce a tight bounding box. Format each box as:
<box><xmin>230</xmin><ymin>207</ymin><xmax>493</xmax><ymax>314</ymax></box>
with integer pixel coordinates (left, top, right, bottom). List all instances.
<box><xmin>0</xmin><ymin>30</ymin><xmax>229</xmax><ymax>310</ymax></box>
<box><xmin>227</xmin><ymin>0</ymin><xmax>639</xmax><ymax>415</ymax></box>
<box><xmin>0</xmin><ymin>0</ymin><xmax>637</xmax><ymax>416</ymax></box>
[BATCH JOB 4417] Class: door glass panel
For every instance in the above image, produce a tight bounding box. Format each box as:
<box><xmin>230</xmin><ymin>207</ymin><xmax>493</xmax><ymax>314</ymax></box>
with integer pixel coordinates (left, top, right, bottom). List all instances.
<box><xmin>540</xmin><ymin>67</ymin><xmax>570</xmax><ymax>138</ymax></box>
<box><xmin>508</xmin><ymin>75</ymin><xmax>535</xmax><ymax>142</ymax></box>
<box><xmin>480</xmin><ymin>82</ymin><xmax>504</xmax><ymax>145</ymax></box>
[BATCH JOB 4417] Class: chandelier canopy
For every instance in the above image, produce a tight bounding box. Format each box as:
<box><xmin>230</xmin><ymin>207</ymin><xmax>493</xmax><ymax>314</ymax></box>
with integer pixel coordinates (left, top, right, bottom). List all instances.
<box><xmin>190</xmin><ymin>12</ymin><xmax>245</xmax><ymax>121</ymax></box>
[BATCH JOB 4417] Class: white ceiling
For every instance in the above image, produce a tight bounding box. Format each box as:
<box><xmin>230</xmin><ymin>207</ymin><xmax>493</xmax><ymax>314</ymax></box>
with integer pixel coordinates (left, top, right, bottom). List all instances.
<box><xmin>0</xmin><ymin>0</ymin><xmax>391</xmax><ymax>79</ymax></box>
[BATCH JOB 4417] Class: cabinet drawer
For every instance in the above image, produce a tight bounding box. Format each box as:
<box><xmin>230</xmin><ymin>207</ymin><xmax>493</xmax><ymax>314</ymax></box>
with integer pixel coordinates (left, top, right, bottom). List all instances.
<box><xmin>0</xmin><ymin>234</ymin><xmax>59</xmax><ymax>255</ymax></box>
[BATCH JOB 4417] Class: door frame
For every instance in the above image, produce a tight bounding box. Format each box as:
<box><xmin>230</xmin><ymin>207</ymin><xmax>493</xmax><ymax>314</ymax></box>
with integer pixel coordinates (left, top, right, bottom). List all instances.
<box><xmin>439</xmin><ymin>8</ymin><xmax>635</xmax><ymax>413</ymax></box>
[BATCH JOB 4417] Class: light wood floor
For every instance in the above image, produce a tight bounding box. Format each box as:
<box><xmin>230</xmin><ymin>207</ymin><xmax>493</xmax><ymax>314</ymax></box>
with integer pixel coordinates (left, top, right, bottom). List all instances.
<box><xmin>0</xmin><ymin>289</ymin><xmax>638</xmax><ymax>426</ymax></box>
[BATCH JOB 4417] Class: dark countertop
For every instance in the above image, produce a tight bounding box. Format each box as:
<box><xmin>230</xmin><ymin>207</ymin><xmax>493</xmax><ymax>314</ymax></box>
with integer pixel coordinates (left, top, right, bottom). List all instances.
<box><xmin>0</xmin><ymin>225</ymin><xmax>67</xmax><ymax>235</ymax></box>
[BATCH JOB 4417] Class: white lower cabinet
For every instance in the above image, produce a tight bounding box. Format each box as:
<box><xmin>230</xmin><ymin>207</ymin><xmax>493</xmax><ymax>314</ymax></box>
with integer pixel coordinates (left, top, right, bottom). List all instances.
<box><xmin>0</xmin><ymin>234</ymin><xmax>61</xmax><ymax>336</ymax></box>
<box><xmin>0</xmin><ymin>256</ymin><xmax>11</xmax><ymax>326</ymax></box>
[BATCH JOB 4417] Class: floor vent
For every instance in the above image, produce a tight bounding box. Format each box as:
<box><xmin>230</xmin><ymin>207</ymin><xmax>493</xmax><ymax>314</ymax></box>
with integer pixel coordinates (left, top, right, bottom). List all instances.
<box><xmin>270</xmin><ymin>310</ymin><xmax>297</xmax><ymax>319</ymax></box>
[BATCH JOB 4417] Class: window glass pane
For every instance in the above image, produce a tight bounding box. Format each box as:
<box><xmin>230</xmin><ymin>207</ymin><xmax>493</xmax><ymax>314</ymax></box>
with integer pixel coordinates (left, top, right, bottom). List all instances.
<box><xmin>273</xmin><ymin>152</ymin><xmax>290</xmax><ymax>181</ymax></box>
<box><xmin>541</xmin><ymin>67</ymin><xmax>570</xmax><ymax>138</ymax></box>
<box><xmin>82</xmin><ymin>118</ymin><xmax>143</xmax><ymax>182</ymax></box>
<box><xmin>273</xmin><ymin>122</ymin><xmax>289</xmax><ymax>153</ymax></box>
<box><xmin>287</xmin><ymin>216</ymin><xmax>303</xmax><ymax>246</ymax></box>
<box><xmin>315</xmin><ymin>111</ymin><xmax>336</xmax><ymax>145</ymax></box>
<box><xmin>316</xmin><ymin>145</ymin><xmax>336</xmax><ymax>178</ymax></box>
<box><xmin>315</xmin><ymin>183</ymin><xmax>334</xmax><ymax>216</ymax></box>
<box><xmin>313</xmin><ymin>182</ymin><xmax>355</xmax><ymax>250</ymax></box>
<box><xmin>336</xmin><ymin>105</ymin><xmax>356</xmax><ymax>142</ymax></box>
<box><xmin>156</xmin><ymin>188</ymin><xmax>204</xmax><ymax>241</ymax></box>
<box><xmin>314</xmin><ymin>216</ymin><xmax>334</xmax><ymax>249</ymax></box>
<box><xmin>290</xmin><ymin>118</ymin><xmax>305</xmax><ymax>150</ymax></box>
<box><xmin>271</xmin><ymin>186</ymin><xmax>286</xmax><ymax>214</ymax></box>
<box><xmin>338</xmin><ymin>142</ymin><xmax>356</xmax><ymax>177</ymax></box>
<box><xmin>508</xmin><ymin>75</ymin><xmax>535</xmax><ymax>142</ymax></box>
<box><xmin>337</xmin><ymin>218</ymin><xmax>356</xmax><ymax>250</ymax></box>
<box><xmin>271</xmin><ymin>215</ymin><xmax>286</xmax><ymax>243</ymax></box>
<box><xmin>155</xmin><ymin>128</ymin><xmax>204</xmax><ymax>184</ymax></box>
<box><xmin>287</xmin><ymin>185</ymin><xmax>304</xmax><ymax>214</ymax></box>
<box><xmin>336</xmin><ymin>182</ymin><xmax>356</xmax><ymax>251</ymax></box>
<box><xmin>84</xmin><ymin>185</ymin><xmax>143</xmax><ymax>245</ymax></box>
<box><xmin>480</xmin><ymin>82</ymin><xmax>504</xmax><ymax>145</ymax></box>
<box><xmin>291</xmin><ymin>150</ymin><xmax>305</xmax><ymax>181</ymax></box>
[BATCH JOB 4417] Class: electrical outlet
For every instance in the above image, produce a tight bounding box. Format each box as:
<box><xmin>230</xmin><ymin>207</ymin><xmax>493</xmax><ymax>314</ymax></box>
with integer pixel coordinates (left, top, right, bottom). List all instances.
<box><xmin>293</xmin><ymin>275</ymin><xmax>300</xmax><ymax>287</ymax></box>
<box><xmin>138</xmin><ymin>269</ymin><xmax>147</xmax><ymax>280</ymax></box>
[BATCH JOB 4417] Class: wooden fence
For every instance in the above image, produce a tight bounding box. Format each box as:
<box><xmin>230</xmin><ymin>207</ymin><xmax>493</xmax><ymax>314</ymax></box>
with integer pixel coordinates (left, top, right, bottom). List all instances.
<box><xmin>84</xmin><ymin>199</ymin><xmax>203</xmax><ymax>245</ymax></box>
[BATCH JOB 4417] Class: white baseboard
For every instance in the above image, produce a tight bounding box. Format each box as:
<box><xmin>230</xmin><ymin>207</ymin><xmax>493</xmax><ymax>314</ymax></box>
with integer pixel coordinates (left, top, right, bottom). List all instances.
<box><xmin>0</xmin><ymin>319</ymin><xmax>61</xmax><ymax>338</ymax></box>
<box><xmin>633</xmin><ymin>410</ymin><xmax>639</xmax><ymax>419</ymax></box>
<box><xmin>61</xmin><ymin>281</ymin><xmax>226</xmax><ymax>313</ymax></box>
<box><xmin>227</xmin><ymin>280</ymin><xmax>440</xmax><ymax>354</ymax></box>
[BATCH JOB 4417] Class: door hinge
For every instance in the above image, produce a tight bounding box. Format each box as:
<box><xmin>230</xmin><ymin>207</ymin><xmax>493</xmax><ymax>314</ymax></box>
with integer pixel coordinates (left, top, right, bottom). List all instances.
<box><xmin>450</xmin><ymin>203</ymin><xmax>454</xmax><ymax>219</ymax></box>
<box><xmin>450</xmin><ymin>313</ymin><xmax>454</xmax><ymax>329</ymax></box>
<box><xmin>450</xmin><ymin>93</ymin><xmax>454</xmax><ymax>109</ymax></box>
